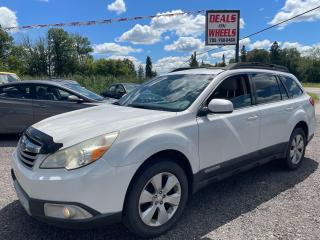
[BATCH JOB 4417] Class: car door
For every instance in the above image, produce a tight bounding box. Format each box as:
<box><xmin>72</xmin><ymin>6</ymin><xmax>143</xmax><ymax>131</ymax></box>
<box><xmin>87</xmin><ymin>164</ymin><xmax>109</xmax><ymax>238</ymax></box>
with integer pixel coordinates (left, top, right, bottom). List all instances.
<box><xmin>197</xmin><ymin>74</ymin><xmax>260</xmax><ymax>171</ymax></box>
<box><xmin>0</xmin><ymin>84</ymin><xmax>34</xmax><ymax>133</ymax></box>
<box><xmin>252</xmin><ymin>73</ymin><xmax>290</xmax><ymax>154</ymax></box>
<box><xmin>33</xmin><ymin>84</ymin><xmax>94</xmax><ymax>123</ymax></box>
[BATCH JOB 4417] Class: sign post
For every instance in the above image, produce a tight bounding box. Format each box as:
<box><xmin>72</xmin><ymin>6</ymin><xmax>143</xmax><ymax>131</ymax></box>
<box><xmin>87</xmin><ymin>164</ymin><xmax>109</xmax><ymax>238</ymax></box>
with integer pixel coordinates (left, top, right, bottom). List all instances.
<box><xmin>205</xmin><ymin>10</ymin><xmax>240</xmax><ymax>62</ymax></box>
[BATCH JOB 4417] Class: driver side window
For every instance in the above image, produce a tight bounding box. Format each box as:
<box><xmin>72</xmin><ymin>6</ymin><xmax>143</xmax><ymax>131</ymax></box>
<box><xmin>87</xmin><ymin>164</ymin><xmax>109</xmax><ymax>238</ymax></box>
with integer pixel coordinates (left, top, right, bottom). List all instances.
<box><xmin>207</xmin><ymin>74</ymin><xmax>252</xmax><ymax>110</ymax></box>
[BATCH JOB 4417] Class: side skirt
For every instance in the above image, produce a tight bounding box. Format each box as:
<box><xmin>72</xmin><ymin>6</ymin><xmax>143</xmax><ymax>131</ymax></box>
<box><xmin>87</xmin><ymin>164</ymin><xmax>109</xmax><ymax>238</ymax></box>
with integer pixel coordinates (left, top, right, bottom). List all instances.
<box><xmin>192</xmin><ymin>142</ymin><xmax>288</xmax><ymax>193</ymax></box>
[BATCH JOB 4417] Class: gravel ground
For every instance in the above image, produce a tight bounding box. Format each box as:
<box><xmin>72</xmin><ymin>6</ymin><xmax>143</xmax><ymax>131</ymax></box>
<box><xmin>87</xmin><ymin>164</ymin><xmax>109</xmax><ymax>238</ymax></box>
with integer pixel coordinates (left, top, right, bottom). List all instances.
<box><xmin>0</xmin><ymin>108</ymin><xmax>319</xmax><ymax>240</ymax></box>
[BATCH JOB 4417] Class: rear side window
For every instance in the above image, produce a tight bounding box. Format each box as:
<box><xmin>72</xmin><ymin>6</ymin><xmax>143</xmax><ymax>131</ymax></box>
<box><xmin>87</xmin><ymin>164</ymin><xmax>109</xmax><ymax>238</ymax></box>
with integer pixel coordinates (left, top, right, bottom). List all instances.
<box><xmin>253</xmin><ymin>74</ymin><xmax>281</xmax><ymax>104</ymax></box>
<box><xmin>280</xmin><ymin>76</ymin><xmax>303</xmax><ymax>98</ymax></box>
<box><xmin>0</xmin><ymin>85</ymin><xmax>33</xmax><ymax>99</ymax></box>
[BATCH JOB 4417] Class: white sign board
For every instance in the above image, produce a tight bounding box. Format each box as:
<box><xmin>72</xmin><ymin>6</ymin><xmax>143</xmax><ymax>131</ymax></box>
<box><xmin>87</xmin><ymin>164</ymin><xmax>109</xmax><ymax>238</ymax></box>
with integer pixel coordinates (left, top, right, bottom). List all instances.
<box><xmin>205</xmin><ymin>10</ymin><xmax>240</xmax><ymax>46</ymax></box>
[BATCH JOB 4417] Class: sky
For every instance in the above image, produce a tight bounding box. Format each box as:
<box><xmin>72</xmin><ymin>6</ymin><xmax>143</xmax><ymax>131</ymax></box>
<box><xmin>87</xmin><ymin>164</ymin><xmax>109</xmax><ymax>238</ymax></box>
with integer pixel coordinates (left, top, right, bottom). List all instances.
<box><xmin>0</xmin><ymin>0</ymin><xmax>320</xmax><ymax>74</ymax></box>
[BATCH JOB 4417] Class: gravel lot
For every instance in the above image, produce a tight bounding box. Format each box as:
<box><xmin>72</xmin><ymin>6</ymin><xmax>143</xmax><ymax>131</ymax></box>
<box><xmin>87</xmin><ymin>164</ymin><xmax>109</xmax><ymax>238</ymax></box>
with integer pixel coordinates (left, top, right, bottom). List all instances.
<box><xmin>0</xmin><ymin>105</ymin><xmax>319</xmax><ymax>240</ymax></box>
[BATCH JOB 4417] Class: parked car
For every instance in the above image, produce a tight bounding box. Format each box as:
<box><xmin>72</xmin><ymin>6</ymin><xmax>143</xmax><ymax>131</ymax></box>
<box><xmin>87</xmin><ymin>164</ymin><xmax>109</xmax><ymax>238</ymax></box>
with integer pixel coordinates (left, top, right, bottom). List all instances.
<box><xmin>0</xmin><ymin>72</ymin><xmax>21</xmax><ymax>84</ymax></box>
<box><xmin>101</xmin><ymin>83</ymin><xmax>140</xmax><ymax>99</ymax></box>
<box><xmin>11</xmin><ymin>63</ymin><xmax>316</xmax><ymax>238</ymax></box>
<box><xmin>0</xmin><ymin>79</ymin><xmax>105</xmax><ymax>134</ymax></box>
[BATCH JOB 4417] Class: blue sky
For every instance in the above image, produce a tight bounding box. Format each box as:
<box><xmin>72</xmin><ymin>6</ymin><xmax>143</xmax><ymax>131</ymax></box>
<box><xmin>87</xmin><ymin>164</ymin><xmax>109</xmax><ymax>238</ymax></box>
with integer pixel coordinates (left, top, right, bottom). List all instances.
<box><xmin>1</xmin><ymin>0</ymin><xmax>320</xmax><ymax>73</ymax></box>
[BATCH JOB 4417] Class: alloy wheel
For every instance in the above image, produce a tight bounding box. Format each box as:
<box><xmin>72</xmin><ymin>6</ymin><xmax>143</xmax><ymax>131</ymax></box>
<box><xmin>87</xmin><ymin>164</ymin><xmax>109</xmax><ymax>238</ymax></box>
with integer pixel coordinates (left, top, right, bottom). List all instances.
<box><xmin>290</xmin><ymin>134</ymin><xmax>304</xmax><ymax>164</ymax></box>
<box><xmin>138</xmin><ymin>172</ymin><xmax>181</xmax><ymax>227</ymax></box>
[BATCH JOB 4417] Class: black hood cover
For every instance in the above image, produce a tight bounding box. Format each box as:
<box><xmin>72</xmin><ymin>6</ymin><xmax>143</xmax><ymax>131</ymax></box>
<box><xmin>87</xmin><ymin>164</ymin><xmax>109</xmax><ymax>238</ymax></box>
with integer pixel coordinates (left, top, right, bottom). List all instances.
<box><xmin>25</xmin><ymin>127</ymin><xmax>63</xmax><ymax>154</ymax></box>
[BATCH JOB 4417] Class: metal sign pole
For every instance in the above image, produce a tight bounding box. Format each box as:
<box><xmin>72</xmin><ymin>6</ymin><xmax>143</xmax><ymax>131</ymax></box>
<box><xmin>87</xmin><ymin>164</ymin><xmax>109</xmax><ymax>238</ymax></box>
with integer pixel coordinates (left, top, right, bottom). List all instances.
<box><xmin>235</xmin><ymin>11</ymin><xmax>240</xmax><ymax>62</ymax></box>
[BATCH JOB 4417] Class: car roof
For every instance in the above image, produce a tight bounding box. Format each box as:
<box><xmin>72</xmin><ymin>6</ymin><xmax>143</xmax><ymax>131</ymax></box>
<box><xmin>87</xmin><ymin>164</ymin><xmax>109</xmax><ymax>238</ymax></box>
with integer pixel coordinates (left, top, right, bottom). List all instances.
<box><xmin>0</xmin><ymin>72</ymin><xmax>17</xmax><ymax>75</ymax></box>
<box><xmin>166</xmin><ymin>68</ymin><xmax>225</xmax><ymax>75</ymax></box>
<box><xmin>0</xmin><ymin>79</ymin><xmax>79</xmax><ymax>87</ymax></box>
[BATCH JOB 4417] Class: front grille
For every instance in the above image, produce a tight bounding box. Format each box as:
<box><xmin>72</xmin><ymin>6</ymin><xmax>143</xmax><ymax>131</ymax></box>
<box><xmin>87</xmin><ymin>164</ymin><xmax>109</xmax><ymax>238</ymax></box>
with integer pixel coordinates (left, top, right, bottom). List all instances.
<box><xmin>18</xmin><ymin>134</ymin><xmax>42</xmax><ymax>168</ymax></box>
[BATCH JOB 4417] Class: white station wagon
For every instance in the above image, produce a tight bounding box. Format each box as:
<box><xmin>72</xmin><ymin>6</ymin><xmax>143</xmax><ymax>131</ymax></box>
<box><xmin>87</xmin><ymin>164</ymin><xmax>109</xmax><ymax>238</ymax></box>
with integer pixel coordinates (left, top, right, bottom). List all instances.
<box><xmin>11</xmin><ymin>63</ymin><xmax>316</xmax><ymax>238</ymax></box>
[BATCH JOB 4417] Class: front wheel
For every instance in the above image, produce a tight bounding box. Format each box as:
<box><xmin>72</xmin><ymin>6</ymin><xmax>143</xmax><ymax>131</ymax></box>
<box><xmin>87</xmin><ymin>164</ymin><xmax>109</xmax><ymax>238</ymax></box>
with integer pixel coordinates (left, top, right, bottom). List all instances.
<box><xmin>123</xmin><ymin>160</ymin><xmax>188</xmax><ymax>238</ymax></box>
<box><xmin>282</xmin><ymin>128</ymin><xmax>306</xmax><ymax>170</ymax></box>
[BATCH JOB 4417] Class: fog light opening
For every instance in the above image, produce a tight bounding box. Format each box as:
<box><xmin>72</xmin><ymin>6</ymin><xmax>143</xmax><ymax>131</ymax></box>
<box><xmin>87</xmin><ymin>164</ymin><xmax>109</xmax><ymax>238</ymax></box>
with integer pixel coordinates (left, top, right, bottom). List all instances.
<box><xmin>44</xmin><ymin>203</ymin><xmax>93</xmax><ymax>220</ymax></box>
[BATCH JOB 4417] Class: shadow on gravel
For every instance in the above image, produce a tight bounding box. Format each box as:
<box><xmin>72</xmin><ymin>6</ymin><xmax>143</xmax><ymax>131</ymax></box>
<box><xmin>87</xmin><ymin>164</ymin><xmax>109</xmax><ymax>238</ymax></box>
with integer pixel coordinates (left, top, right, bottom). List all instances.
<box><xmin>0</xmin><ymin>134</ymin><xmax>19</xmax><ymax>147</ymax></box>
<box><xmin>0</xmin><ymin>158</ymin><xmax>318</xmax><ymax>240</ymax></box>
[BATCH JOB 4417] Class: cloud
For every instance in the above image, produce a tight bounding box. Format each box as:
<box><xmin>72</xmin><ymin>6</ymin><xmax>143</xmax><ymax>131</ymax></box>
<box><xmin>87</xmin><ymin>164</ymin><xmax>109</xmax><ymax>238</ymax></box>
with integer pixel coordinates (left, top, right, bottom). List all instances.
<box><xmin>240</xmin><ymin>18</ymin><xmax>245</xmax><ymax>28</ymax></box>
<box><xmin>118</xmin><ymin>24</ymin><xmax>162</xmax><ymax>45</ymax></box>
<box><xmin>164</xmin><ymin>37</ymin><xmax>204</xmax><ymax>52</ymax></box>
<box><xmin>0</xmin><ymin>6</ymin><xmax>18</xmax><ymax>31</ymax></box>
<box><xmin>269</xmin><ymin>0</ymin><xmax>320</xmax><ymax>29</ymax></box>
<box><xmin>118</xmin><ymin>9</ymin><xmax>247</xmax><ymax>46</ymax></box>
<box><xmin>93</xmin><ymin>42</ymin><xmax>142</xmax><ymax>55</ymax></box>
<box><xmin>249</xmin><ymin>39</ymin><xmax>273</xmax><ymax>49</ymax></box>
<box><xmin>154</xmin><ymin>56</ymin><xmax>190</xmax><ymax>74</ymax></box>
<box><xmin>37</xmin><ymin>0</ymin><xmax>49</xmax><ymax>2</ymax></box>
<box><xmin>107</xmin><ymin>0</ymin><xmax>126</xmax><ymax>15</ymax></box>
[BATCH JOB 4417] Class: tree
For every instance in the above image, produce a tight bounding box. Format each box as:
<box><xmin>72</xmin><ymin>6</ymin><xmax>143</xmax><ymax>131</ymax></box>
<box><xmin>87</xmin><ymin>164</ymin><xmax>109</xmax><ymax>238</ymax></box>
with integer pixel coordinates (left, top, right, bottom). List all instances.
<box><xmin>47</xmin><ymin>28</ymin><xmax>77</xmax><ymax>76</ymax></box>
<box><xmin>72</xmin><ymin>34</ymin><xmax>93</xmax><ymax>64</ymax></box>
<box><xmin>0</xmin><ymin>26</ymin><xmax>14</xmax><ymax>70</ymax></box>
<box><xmin>138</xmin><ymin>65</ymin><xmax>144</xmax><ymax>80</ymax></box>
<box><xmin>240</xmin><ymin>45</ymin><xmax>247</xmax><ymax>62</ymax></box>
<box><xmin>247</xmin><ymin>49</ymin><xmax>270</xmax><ymax>63</ymax></box>
<box><xmin>145</xmin><ymin>56</ymin><xmax>153</xmax><ymax>79</ymax></box>
<box><xmin>189</xmin><ymin>51</ymin><xmax>199</xmax><ymax>67</ymax></box>
<box><xmin>270</xmin><ymin>41</ymin><xmax>281</xmax><ymax>65</ymax></box>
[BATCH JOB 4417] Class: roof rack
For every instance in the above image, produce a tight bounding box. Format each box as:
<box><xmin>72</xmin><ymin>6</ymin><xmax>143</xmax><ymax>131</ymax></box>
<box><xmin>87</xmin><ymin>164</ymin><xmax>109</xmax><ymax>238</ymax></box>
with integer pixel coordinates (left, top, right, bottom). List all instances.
<box><xmin>170</xmin><ymin>66</ymin><xmax>224</xmax><ymax>73</ymax></box>
<box><xmin>171</xmin><ymin>62</ymin><xmax>289</xmax><ymax>73</ymax></box>
<box><xmin>226</xmin><ymin>62</ymin><xmax>289</xmax><ymax>72</ymax></box>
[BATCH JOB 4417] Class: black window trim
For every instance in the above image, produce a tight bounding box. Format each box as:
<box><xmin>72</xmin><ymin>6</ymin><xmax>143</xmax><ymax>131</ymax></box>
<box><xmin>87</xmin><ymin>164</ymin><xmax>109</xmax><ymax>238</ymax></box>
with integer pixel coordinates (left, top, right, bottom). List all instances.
<box><xmin>275</xmin><ymin>75</ymin><xmax>290</xmax><ymax>100</ymax></box>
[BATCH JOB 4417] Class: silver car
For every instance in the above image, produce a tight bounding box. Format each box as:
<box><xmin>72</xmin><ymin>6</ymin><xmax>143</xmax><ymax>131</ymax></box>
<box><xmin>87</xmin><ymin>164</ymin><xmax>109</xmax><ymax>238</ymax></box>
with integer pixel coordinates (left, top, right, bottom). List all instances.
<box><xmin>0</xmin><ymin>79</ymin><xmax>105</xmax><ymax>134</ymax></box>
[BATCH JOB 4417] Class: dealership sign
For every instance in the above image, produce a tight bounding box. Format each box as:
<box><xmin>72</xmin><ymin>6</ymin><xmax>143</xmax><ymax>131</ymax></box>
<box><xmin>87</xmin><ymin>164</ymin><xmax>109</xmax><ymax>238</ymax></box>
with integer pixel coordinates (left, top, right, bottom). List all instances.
<box><xmin>205</xmin><ymin>10</ymin><xmax>240</xmax><ymax>46</ymax></box>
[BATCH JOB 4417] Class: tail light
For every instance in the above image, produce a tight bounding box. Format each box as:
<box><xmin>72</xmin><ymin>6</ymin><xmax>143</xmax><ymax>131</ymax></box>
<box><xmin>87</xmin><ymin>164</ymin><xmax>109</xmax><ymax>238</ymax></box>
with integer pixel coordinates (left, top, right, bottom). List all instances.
<box><xmin>309</xmin><ymin>96</ymin><xmax>315</xmax><ymax>106</ymax></box>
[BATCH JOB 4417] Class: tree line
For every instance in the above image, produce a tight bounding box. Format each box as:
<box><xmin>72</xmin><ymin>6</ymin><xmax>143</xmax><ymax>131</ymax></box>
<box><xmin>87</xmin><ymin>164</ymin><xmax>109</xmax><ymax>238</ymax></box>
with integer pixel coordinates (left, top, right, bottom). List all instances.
<box><xmin>189</xmin><ymin>41</ymin><xmax>320</xmax><ymax>82</ymax></box>
<box><xmin>0</xmin><ymin>27</ymin><xmax>157</xmax><ymax>81</ymax></box>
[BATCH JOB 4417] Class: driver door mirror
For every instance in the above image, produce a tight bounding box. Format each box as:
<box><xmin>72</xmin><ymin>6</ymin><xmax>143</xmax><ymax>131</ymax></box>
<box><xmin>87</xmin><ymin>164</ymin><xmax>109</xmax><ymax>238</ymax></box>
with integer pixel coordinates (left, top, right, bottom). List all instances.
<box><xmin>207</xmin><ymin>99</ymin><xmax>234</xmax><ymax>114</ymax></box>
<box><xmin>68</xmin><ymin>95</ymin><xmax>84</xmax><ymax>103</ymax></box>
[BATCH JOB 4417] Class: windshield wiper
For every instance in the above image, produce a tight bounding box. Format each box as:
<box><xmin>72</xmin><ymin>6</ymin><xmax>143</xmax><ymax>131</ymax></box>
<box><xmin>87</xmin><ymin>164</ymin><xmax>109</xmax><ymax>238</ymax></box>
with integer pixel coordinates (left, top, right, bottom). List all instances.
<box><xmin>127</xmin><ymin>103</ymin><xmax>168</xmax><ymax>111</ymax></box>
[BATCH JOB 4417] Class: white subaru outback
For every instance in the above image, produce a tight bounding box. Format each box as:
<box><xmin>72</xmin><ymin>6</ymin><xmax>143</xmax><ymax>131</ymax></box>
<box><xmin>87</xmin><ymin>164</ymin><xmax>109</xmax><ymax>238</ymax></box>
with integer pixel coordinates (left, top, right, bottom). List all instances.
<box><xmin>11</xmin><ymin>63</ymin><xmax>316</xmax><ymax>238</ymax></box>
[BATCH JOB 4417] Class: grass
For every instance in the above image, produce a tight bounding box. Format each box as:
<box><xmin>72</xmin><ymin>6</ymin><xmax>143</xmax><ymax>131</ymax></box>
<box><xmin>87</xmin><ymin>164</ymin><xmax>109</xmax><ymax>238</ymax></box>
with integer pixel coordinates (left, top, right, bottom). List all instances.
<box><xmin>302</xmin><ymin>82</ymin><xmax>320</xmax><ymax>88</ymax></box>
<box><xmin>308</xmin><ymin>92</ymin><xmax>319</xmax><ymax>103</ymax></box>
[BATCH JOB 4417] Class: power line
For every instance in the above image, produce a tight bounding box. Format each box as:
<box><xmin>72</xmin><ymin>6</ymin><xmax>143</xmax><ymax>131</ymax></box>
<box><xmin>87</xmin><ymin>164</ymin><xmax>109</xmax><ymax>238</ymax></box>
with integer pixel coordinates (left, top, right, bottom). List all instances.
<box><xmin>182</xmin><ymin>5</ymin><xmax>320</xmax><ymax>66</ymax></box>
<box><xmin>3</xmin><ymin>10</ymin><xmax>206</xmax><ymax>31</ymax></box>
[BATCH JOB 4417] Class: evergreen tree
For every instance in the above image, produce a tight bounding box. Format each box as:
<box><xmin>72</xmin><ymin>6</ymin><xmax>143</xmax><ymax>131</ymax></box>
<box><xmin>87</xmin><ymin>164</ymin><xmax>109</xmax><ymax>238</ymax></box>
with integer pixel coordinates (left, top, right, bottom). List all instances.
<box><xmin>240</xmin><ymin>45</ymin><xmax>247</xmax><ymax>62</ymax></box>
<box><xmin>189</xmin><ymin>51</ymin><xmax>199</xmax><ymax>67</ymax></box>
<box><xmin>138</xmin><ymin>64</ymin><xmax>144</xmax><ymax>80</ymax></box>
<box><xmin>145</xmin><ymin>56</ymin><xmax>153</xmax><ymax>79</ymax></box>
<box><xmin>270</xmin><ymin>41</ymin><xmax>281</xmax><ymax>65</ymax></box>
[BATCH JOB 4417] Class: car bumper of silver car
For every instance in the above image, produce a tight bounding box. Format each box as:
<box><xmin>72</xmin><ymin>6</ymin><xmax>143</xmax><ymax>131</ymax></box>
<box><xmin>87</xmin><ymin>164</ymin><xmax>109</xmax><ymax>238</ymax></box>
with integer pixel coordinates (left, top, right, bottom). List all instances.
<box><xmin>11</xmin><ymin>169</ymin><xmax>122</xmax><ymax>229</ymax></box>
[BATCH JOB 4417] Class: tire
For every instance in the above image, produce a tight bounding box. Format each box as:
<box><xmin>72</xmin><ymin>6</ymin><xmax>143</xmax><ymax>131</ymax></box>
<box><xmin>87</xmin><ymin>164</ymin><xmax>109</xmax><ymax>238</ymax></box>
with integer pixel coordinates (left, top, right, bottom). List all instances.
<box><xmin>282</xmin><ymin>128</ymin><xmax>306</xmax><ymax>170</ymax></box>
<box><xmin>123</xmin><ymin>160</ymin><xmax>189</xmax><ymax>238</ymax></box>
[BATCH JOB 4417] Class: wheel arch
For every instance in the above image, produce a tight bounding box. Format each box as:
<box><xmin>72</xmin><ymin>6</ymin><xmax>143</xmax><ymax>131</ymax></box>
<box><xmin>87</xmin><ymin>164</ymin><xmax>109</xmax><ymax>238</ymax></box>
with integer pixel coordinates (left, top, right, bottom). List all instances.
<box><xmin>293</xmin><ymin>121</ymin><xmax>309</xmax><ymax>139</ymax></box>
<box><xmin>123</xmin><ymin>149</ymin><xmax>194</xmax><ymax>212</ymax></box>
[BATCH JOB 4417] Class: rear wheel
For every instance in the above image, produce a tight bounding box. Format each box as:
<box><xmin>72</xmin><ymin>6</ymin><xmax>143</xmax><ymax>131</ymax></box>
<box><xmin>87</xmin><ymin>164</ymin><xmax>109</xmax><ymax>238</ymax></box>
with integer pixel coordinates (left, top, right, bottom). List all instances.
<box><xmin>123</xmin><ymin>160</ymin><xmax>188</xmax><ymax>238</ymax></box>
<box><xmin>283</xmin><ymin>128</ymin><xmax>306</xmax><ymax>170</ymax></box>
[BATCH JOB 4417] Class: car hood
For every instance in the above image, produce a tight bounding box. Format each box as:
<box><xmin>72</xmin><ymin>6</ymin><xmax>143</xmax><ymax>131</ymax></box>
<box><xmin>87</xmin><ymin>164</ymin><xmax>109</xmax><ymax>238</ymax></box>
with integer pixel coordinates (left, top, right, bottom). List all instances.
<box><xmin>32</xmin><ymin>104</ymin><xmax>176</xmax><ymax>149</ymax></box>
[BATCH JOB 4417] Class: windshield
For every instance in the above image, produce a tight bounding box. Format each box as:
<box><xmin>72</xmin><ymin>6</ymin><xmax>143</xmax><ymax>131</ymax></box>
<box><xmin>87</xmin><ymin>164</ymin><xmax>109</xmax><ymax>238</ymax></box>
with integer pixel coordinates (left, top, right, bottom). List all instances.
<box><xmin>0</xmin><ymin>74</ymin><xmax>20</xmax><ymax>84</ymax></box>
<box><xmin>64</xmin><ymin>83</ymin><xmax>104</xmax><ymax>101</ymax></box>
<box><xmin>117</xmin><ymin>74</ymin><xmax>213</xmax><ymax>112</ymax></box>
<box><xmin>124</xmin><ymin>84</ymin><xmax>139</xmax><ymax>93</ymax></box>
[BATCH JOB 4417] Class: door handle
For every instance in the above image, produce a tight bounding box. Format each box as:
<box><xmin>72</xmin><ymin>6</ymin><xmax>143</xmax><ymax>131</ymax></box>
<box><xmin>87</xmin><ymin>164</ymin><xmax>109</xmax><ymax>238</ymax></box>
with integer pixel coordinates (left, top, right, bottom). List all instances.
<box><xmin>285</xmin><ymin>107</ymin><xmax>294</xmax><ymax>111</ymax></box>
<box><xmin>247</xmin><ymin>115</ymin><xmax>259</xmax><ymax>121</ymax></box>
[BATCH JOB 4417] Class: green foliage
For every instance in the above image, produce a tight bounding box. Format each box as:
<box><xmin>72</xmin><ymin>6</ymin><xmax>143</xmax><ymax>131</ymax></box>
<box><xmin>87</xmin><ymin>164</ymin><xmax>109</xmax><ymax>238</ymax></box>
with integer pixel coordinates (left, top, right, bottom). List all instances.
<box><xmin>270</xmin><ymin>41</ymin><xmax>281</xmax><ymax>65</ymax></box>
<box><xmin>189</xmin><ymin>51</ymin><xmax>199</xmax><ymax>67</ymax></box>
<box><xmin>240</xmin><ymin>45</ymin><xmax>247</xmax><ymax>62</ymax></box>
<box><xmin>247</xmin><ymin>49</ymin><xmax>270</xmax><ymax>63</ymax></box>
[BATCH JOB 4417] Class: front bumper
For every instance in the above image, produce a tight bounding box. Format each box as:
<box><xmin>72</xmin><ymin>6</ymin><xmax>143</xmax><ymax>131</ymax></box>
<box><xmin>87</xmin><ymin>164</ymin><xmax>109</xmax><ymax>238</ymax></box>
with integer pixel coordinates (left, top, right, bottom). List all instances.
<box><xmin>11</xmin><ymin>169</ymin><xmax>121</xmax><ymax>229</ymax></box>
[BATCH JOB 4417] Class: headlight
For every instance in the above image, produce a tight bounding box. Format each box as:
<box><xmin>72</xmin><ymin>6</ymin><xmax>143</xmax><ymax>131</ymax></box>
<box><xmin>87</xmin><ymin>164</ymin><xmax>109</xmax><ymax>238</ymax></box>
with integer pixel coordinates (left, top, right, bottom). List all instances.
<box><xmin>40</xmin><ymin>132</ymin><xmax>118</xmax><ymax>170</ymax></box>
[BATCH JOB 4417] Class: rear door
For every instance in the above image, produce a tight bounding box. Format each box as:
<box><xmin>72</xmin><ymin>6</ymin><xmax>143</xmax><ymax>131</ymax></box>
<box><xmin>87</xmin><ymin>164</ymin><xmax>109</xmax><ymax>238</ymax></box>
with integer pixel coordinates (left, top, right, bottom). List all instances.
<box><xmin>33</xmin><ymin>84</ymin><xmax>94</xmax><ymax>123</ymax></box>
<box><xmin>0</xmin><ymin>84</ymin><xmax>34</xmax><ymax>133</ymax></box>
<box><xmin>252</xmin><ymin>73</ymin><xmax>290</xmax><ymax>154</ymax></box>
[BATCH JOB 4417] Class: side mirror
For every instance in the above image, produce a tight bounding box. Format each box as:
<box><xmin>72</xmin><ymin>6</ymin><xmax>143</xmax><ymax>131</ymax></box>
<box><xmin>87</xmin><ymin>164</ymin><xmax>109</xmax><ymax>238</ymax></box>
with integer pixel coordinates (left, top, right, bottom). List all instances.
<box><xmin>68</xmin><ymin>95</ymin><xmax>84</xmax><ymax>103</ymax></box>
<box><xmin>207</xmin><ymin>99</ymin><xmax>234</xmax><ymax>114</ymax></box>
